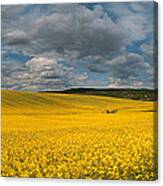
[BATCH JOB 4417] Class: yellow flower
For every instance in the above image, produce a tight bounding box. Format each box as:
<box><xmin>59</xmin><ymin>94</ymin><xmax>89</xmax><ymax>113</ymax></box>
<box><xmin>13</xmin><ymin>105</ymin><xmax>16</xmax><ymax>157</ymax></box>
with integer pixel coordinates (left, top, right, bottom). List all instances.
<box><xmin>1</xmin><ymin>90</ymin><xmax>157</xmax><ymax>180</ymax></box>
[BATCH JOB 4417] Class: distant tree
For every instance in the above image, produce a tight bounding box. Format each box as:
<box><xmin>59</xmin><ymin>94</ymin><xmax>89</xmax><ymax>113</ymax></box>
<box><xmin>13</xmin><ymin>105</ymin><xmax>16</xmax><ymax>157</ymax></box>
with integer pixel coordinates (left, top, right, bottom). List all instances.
<box><xmin>106</xmin><ymin>110</ymin><xmax>110</xmax><ymax>114</ymax></box>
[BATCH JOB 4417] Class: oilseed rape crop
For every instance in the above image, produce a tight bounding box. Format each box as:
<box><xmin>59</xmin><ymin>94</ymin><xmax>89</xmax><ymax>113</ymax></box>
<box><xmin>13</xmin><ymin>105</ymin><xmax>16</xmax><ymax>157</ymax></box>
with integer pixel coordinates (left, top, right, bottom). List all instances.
<box><xmin>1</xmin><ymin>90</ymin><xmax>158</xmax><ymax>180</ymax></box>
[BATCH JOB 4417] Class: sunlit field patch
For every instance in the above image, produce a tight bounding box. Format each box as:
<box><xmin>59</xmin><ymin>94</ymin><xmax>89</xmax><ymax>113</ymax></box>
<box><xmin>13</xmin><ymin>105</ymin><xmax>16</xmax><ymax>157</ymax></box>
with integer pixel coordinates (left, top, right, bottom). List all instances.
<box><xmin>1</xmin><ymin>90</ymin><xmax>157</xmax><ymax>180</ymax></box>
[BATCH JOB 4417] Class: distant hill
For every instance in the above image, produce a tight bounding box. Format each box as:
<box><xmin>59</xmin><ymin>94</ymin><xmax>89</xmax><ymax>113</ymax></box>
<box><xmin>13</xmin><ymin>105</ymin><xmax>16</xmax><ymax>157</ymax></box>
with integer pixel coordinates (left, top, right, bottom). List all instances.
<box><xmin>41</xmin><ymin>88</ymin><xmax>158</xmax><ymax>101</ymax></box>
<box><xmin>2</xmin><ymin>89</ymin><xmax>156</xmax><ymax>116</ymax></box>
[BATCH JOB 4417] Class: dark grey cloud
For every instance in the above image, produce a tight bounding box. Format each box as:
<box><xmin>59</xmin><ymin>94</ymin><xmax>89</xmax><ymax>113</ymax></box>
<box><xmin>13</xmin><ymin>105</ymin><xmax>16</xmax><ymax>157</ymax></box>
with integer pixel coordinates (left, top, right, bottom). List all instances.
<box><xmin>1</xmin><ymin>3</ymin><xmax>155</xmax><ymax>90</ymax></box>
<box><xmin>105</xmin><ymin>2</ymin><xmax>154</xmax><ymax>42</ymax></box>
<box><xmin>84</xmin><ymin>53</ymin><xmax>153</xmax><ymax>88</ymax></box>
<box><xmin>5</xmin><ymin>30</ymin><xmax>30</xmax><ymax>45</ymax></box>
<box><xmin>2</xmin><ymin>4</ymin><xmax>126</xmax><ymax>58</ymax></box>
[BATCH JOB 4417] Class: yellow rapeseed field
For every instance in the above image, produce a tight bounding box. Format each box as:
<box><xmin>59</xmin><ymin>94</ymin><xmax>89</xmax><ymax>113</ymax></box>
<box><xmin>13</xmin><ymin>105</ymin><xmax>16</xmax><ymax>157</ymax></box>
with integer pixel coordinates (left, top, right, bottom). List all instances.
<box><xmin>1</xmin><ymin>90</ymin><xmax>158</xmax><ymax>180</ymax></box>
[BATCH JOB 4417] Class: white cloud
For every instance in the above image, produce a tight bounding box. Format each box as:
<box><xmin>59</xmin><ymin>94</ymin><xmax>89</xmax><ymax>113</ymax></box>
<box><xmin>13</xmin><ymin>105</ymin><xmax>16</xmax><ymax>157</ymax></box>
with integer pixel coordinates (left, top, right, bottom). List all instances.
<box><xmin>2</xmin><ymin>56</ymin><xmax>89</xmax><ymax>91</ymax></box>
<box><xmin>26</xmin><ymin>57</ymin><xmax>57</xmax><ymax>71</ymax></box>
<box><xmin>141</xmin><ymin>43</ymin><xmax>154</xmax><ymax>57</ymax></box>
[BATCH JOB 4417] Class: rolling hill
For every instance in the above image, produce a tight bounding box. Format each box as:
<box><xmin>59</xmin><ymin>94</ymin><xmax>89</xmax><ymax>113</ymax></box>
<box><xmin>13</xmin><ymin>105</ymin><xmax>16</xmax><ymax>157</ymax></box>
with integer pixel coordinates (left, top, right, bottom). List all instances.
<box><xmin>2</xmin><ymin>90</ymin><xmax>156</xmax><ymax>115</ymax></box>
<box><xmin>1</xmin><ymin>89</ymin><xmax>158</xmax><ymax>179</ymax></box>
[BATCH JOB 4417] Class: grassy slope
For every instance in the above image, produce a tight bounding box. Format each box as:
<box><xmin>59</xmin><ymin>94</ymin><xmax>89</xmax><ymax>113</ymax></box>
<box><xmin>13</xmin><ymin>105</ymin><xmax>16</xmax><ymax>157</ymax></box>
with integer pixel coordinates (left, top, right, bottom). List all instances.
<box><xmin>2</xmin><ymin>90</ymin><xmax>155</xmax><ymax>115</ymax></box>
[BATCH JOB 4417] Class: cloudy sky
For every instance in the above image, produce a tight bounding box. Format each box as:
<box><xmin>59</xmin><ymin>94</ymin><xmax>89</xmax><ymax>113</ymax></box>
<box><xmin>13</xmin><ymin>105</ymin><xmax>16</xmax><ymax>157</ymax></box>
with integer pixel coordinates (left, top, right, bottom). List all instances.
<box><xmin>1</xmin><ymin>2</ymin><xmax>157</xmax><ymax>91</ymax></box>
